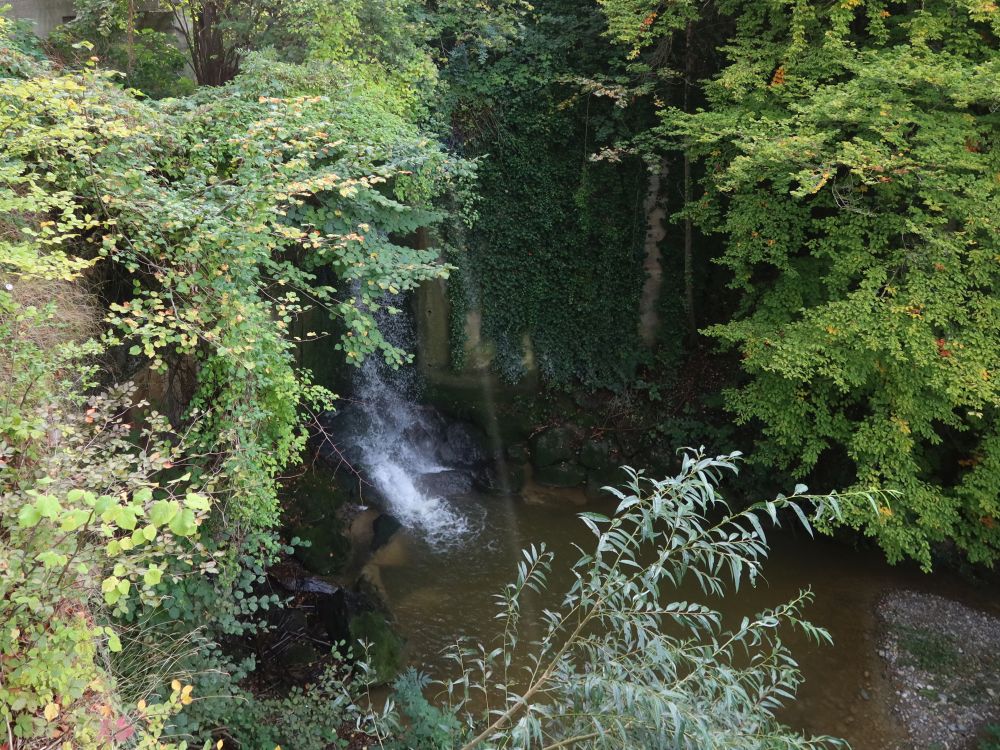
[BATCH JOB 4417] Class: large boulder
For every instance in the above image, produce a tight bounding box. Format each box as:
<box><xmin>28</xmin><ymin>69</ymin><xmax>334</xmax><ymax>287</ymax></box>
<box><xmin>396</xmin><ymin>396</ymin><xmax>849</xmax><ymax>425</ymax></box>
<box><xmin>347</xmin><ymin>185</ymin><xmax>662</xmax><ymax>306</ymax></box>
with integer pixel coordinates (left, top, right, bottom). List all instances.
<box><xmin>371</xmin><ymin>512</ymin><xmax>403</xmax><ymax>553</ymax></box>
<box><xmin>505</xmin><ymin>442</ymin><xmax>529</xmax><ymax>463</ymax></box>
<box><xmin>529</xmin><ymin>426</ymin><xmax>576</xmax><ymax>468</ymax></box>
<box><xmin>535</xmin><ymin>461</ymin><xmax>587</xmax><ymax>488</ymax></box>
<box><xmin>579</xmin><ymin>438</ymin><xmax>613</xmax><ymax>470</ymax></box>
<box><xmin>401</xmin><ymin>405</ymin><xmax>447</xmax><ymax>457</ymax></box>
<box><xmin>437</xmin><ymin>421</ymin><xmax>490</xmax><ymax>468</ymax></box>
<box><xmin>475</xmin><ymin>462</ymin><xmax>526</xmax><ymax>494</ymax></box>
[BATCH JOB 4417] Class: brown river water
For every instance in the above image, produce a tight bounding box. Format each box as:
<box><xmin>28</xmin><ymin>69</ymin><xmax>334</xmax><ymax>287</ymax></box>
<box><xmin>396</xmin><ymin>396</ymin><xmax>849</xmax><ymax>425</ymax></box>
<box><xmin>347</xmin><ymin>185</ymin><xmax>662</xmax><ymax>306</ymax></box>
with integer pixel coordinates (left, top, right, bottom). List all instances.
<box><xmin>367</xmin><ymin>480</ymin><xmax>997</xmax><ymax>750</ymax></box>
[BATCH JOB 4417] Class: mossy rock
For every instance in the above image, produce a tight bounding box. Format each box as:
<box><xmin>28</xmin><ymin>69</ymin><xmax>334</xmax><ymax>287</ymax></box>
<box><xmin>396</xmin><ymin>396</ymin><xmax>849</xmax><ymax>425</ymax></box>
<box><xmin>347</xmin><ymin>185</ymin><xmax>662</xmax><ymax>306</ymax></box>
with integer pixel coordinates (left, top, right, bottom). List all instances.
<box><xmin>530</xmin><ymin>427</ymin><xmax>576</xmax><ymax>468</ymax></box>
<box><xmin>579</xmin><ymin>438</ymin><xmax>612</xmax><ymax>470</ymax></box>
<box><xmin>290</xmin><ymin>514</ymin><xmax>352</xmax><ymax>576</ymax></box>
<box><xmin>349</xmin><ymin>611</ymin><xmax>404</xmax><ymax>684</ymax></box>
<box><xmin>535</xmin><ymin>460</ymin><xmax>586</xmax><ymax>488</ymax></box>
<box><xmin>284</xmin><ymin>471</ymin><xmax>352</xmax><ymax>576</ymax></box>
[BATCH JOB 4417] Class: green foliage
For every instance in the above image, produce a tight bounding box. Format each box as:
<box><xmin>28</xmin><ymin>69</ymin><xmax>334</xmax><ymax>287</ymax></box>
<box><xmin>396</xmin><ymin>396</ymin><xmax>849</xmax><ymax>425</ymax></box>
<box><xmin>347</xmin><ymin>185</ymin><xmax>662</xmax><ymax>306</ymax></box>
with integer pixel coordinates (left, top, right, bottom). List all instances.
<box><xmin>154</xmin><ymin>0</ymin><xmax>324</xmax><ymax>84</ymax></box>
<box><xmin>210</xmin><ymin>659</ymin><xmax>372</xmax><ymax>750</ymax></box>
<box><xmin>0</xmin><ymin>11</ymin><xmax>471</xmax><ymax>745</ymax></box>
<box><xmin>48</xmin><ymin>23</ymin><xmax>195</xmax><ymax>99</ymax></box>
<box><xmin>612</xmin><ymin>0</ymin><xmax>1000</xmax><ymax>566</ymax></box>
<box><xmin>979</xmin><ymin>724</ymin><xmax>1000</xmax><ymax>750</ymax></box>
<box><xmin>0</xmin><ymin>109</ymin><xmax>204</xmax><ymax>748</ymax></box>
<box><xmin>350</xmin><ymin>611</ymin><xmax>405</xmax><ymax>684</ymax></box>
<box><xmin>373</xmin><ymin>451</ymin><xmax>875</xmax><ymax>749</ymax></box>
<box><xmin>305</xmin><ymin>0</ymin><xmax>439</xmax><ymax>119</ymax></box>
<box><xmin>447</xmin><ymin>0</ymin><xmax>650</xmax><ymax>387</ymax></box>
<box><xmin>387</xmin><ymin>669</ymin><xmax>467</xmax><ymax>750</ymax></box>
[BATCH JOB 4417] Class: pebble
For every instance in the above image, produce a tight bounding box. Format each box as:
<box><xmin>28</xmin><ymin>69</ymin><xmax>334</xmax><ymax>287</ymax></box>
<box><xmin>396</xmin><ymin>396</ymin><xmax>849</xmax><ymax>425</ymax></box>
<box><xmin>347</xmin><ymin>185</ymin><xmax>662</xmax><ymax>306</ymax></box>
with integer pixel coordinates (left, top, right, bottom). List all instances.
<box><xmin>876</xmin><ymin>590</ymin><xmax>1000</xmax><ymax>750</ymax></box>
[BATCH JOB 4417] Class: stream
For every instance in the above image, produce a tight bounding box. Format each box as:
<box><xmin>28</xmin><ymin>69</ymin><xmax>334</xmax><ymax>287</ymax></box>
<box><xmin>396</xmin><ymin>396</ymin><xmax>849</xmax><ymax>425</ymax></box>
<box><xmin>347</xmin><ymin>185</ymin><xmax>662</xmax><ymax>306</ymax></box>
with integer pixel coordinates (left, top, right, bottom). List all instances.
<box><xmin>317</xmin><ymin>294</ymin><xmax>997</xmax><ymax>750</ymax></box>
<box><xmin>356</xmin><ymin>478</ymin><xmax>997</xmax><ymax>750</ymax></box>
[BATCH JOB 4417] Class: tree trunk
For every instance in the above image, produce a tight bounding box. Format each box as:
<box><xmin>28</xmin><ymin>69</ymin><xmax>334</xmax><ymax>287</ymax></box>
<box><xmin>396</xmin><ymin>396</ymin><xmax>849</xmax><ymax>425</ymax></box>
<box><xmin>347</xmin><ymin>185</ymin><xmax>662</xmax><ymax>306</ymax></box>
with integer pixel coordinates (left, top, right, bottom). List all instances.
<box><xmin>639</xmin><ymin>160</ymin><xmax>669</xmax><ymax>346</ymax></box>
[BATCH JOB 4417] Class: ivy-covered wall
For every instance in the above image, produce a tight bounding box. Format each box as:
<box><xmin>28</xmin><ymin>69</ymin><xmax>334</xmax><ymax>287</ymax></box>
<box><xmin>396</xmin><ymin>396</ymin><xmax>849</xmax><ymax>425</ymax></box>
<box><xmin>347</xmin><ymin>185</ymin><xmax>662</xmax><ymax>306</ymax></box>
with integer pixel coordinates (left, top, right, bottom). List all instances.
<box><xmin>445</xmin><ymin>0</ymin><xmax>652</xmax><ymax>389</ymax></box>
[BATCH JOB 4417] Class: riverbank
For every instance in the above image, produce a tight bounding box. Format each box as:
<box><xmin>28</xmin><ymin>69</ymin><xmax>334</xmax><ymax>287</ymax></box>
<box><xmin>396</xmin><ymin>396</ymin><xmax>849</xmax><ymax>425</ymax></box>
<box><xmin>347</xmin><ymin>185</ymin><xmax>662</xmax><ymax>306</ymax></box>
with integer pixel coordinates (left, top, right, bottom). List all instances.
<box><xmin>878</xmin><ymin>591</ymin><xmax>1000</xmax><ymax>749</ymax></box>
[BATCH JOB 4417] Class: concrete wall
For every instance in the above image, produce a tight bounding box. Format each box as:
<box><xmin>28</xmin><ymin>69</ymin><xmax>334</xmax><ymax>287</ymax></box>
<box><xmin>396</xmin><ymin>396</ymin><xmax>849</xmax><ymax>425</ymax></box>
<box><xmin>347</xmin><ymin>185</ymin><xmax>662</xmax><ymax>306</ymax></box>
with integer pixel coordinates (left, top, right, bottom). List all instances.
<box><xmin>7</xmin><ymin>0</ymin><xmax>77</xmax><ymax>37</ymax></box>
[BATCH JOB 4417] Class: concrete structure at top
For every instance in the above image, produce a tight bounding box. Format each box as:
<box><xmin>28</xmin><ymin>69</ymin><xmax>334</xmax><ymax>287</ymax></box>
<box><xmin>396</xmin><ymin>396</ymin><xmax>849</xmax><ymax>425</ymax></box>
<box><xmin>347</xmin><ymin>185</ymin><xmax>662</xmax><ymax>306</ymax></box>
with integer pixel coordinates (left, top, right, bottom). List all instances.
<box><xmin>7</xmin><ymin>0</ymin><xmax>77</xmax><ymax>37</ymax></box>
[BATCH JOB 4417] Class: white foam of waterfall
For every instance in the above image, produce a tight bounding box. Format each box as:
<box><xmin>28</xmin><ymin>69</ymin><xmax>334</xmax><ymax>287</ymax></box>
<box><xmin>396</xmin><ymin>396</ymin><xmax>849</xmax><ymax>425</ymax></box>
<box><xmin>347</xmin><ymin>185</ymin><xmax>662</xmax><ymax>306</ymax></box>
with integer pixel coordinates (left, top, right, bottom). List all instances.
<box><xmin>348</xmin><ymin>292</ymin><xmax>482</xmax><ymax>548</ymax></box>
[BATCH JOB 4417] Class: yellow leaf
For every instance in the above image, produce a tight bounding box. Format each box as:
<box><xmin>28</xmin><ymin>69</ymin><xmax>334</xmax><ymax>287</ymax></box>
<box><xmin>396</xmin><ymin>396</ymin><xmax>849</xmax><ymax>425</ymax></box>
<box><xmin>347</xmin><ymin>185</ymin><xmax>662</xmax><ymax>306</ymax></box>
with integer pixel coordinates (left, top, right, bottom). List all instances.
<box><xmin>44</xmin><ymin>702</ymin><xmax>60</xmax><ymax>721</ymax></box>
<box><xmin>181</xmin><ymin>684</ymin><xmax>194</xmax><ymax>705</ymax></box>
<box><xmin>171</xmin><ymin>679</ymin><xmax>181</xmax><ymax>692</ymax></box>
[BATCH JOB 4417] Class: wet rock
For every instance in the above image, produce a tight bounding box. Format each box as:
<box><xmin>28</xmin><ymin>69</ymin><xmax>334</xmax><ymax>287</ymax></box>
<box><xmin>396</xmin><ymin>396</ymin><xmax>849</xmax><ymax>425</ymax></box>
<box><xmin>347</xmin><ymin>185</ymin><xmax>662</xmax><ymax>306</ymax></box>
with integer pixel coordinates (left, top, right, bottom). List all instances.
<box><xmin>415</xmin><ymin>469</ymin><xmax>474</xmax><ymax>498</ymax></box>
<box><xmin>438</xmin><ymin>421</ymin><xmax>489</xmax><ymax>468</ymax></box>
<box><xmin>530</xmin><ymin>426</ymin><xmax>576</xmax><ymax>468</ymax></box>
<box><xmin>614</xmin><ymin>430</ymin><xmax>643</xmax><ymax>459</ymax></box>
<box><xmin>535</xmin><ymin>460</ymin><xmax>586</xmax><ymax>488</ymax></box>
<box><xmin>476</xmin><ymin>462</ymin><xmax>526</xmax><ymax>494</ymax></box>
<box><xmin>275</xmin><ymin>574</ymin><xmax>341</xmax><ymax>596</ymax></box>
<box><xmin>371</xmin><ymin>513</ymin><xmax>403</xmax><ymax>553</ymax></box>
<box><xmin>579</xmin><ymin>438</ymin><xmax>612</xmax><ymax>470</ymax></box>
<box><xmin>506</xmin><ymin>442</ymin><xmax>529</xmax><ymax>463</ymax></box>
<box><xmin>402</xmin><ymin>417</ymin><xmax>445</xmax><ymax>459</ymax></box>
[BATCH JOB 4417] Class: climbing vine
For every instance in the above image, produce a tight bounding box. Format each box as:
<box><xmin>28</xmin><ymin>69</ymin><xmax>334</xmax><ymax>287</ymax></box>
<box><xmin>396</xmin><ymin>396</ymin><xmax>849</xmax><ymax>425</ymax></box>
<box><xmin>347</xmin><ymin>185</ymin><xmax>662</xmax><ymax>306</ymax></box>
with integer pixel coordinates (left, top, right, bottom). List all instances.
<box><xmin>445</xmin><ymin>0</ymin><xmax>652</xmax><ymax>388</ymax></box>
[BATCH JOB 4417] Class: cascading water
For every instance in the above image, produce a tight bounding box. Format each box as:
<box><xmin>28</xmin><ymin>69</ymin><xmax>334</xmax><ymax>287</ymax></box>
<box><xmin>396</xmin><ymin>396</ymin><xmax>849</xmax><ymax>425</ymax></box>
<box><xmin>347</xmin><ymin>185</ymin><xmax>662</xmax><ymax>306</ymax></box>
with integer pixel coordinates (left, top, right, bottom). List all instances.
<box><xmin>334</xmin><ymin>291</ymin><xmax>485</xmax><ymax>548</ymax></box>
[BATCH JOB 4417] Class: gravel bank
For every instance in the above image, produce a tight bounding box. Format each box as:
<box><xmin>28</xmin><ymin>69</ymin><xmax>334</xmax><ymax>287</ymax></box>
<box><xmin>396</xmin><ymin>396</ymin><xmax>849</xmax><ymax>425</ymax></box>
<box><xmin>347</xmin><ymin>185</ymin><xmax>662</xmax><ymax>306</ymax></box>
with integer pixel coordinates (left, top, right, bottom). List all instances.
<box><xmin>877</xmin><ymin>591</ymin><xmax>1000</xmax><ymax>749</ymax></box>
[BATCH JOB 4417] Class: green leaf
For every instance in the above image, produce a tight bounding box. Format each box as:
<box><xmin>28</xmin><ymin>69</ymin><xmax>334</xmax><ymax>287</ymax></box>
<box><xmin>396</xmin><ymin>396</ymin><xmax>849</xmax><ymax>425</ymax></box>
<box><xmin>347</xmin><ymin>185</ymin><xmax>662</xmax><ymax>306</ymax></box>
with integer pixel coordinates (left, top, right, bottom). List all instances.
<box><xmin>143</xmin><ymin>566</ymin><xmax>163</xmax><ymax>586</ymax></box>
<box><xmin>112</xmin><ymin>505</ymin><xmax>138</xmax><ymax>531</ymax></box>
<box><xmin>184</xmin><ymin>492</ymin><xmax>211</xmax><ymax>511</ymax></box>
<box><xmin>17</xmin><ymin>504</ymin><xmax>42</xmax><ymax>528</ymax></box>
<box><xmin>150</xmin><ymin>500</ymin><xmax>180</xmax><ymax>527</ymax></box>
<box><xmin>35</xmin><ymin>494</ymin><xmax>62</xmax><ymax>519</ymax></box>
<box><xmin>168</xmin><ymin>508</ymin><xmax>198</xmax><ymax>537</ymax></box>
<box><xmin>60</xmin><ymin>509</ymin><xmax>91</xmax><ymax>532</ymax></box>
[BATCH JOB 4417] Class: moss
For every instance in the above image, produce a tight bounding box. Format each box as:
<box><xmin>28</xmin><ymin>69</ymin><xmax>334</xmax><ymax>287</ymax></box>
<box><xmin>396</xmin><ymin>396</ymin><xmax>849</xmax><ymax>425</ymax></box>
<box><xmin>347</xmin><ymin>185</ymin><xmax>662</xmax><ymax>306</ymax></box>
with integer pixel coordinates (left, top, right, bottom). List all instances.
<box><xmin>284</xmin><ymin>471</ymin><xmax>352</xmax><ymax>576</ymax></box>
<box><xmin>349</xmin><ymin>611</ymin><xmax>404</xmax><ymax>684</ymax></box>
<box><xmin>897</xmin><ymin>625</ymin><xmax>960</xmax><ymax>673</ymax></box>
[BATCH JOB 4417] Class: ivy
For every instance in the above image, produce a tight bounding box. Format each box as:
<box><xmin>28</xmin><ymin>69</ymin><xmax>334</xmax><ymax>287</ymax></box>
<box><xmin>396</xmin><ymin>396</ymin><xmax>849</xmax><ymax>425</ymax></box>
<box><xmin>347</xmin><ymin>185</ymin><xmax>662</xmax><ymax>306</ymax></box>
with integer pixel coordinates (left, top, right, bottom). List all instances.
<box><xmin>445</xmin><ymin>0</ymin><xmax>651</xmax><ymax>388</ymax></box>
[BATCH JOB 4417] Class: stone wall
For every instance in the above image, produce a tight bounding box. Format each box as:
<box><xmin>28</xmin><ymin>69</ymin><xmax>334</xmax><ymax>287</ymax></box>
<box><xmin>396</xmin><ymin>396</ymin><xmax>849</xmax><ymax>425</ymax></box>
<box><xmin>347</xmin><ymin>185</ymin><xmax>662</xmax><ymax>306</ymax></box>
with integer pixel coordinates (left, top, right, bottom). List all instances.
<box><xmin>7</xmin><ymin>0</ymin><xmax>76</xmax><ymax>37</ymax></box>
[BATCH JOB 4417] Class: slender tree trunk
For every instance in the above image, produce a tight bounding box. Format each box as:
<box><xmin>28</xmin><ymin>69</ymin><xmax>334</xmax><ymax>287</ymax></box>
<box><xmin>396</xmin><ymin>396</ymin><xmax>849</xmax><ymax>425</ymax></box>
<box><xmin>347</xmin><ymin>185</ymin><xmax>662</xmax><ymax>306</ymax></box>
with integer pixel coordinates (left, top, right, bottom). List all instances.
<box><xmin>639</xmin><ymin>160</ymin><xmax>668</xmax><ymax>346</ymax></box>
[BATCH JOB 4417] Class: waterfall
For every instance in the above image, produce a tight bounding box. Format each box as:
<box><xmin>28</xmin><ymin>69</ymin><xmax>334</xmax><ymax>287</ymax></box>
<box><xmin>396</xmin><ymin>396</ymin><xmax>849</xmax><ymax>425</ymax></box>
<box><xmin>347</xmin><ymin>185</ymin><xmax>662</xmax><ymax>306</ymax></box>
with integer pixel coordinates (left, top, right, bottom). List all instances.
<box><xmin>332</xmin><ymin>291</ymin><xmax>485</xmax><ymax>549</ymax></box>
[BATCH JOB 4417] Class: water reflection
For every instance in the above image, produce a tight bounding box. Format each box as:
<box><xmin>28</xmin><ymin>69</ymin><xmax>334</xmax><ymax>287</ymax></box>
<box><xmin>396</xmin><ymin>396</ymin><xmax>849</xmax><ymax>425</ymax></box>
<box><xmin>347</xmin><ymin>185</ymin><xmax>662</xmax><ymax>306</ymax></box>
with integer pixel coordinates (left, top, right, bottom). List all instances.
<box><xmin>375</xmin><ymin>484</ymin><xmax>997</xmax><ymax>750</ymax></box>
